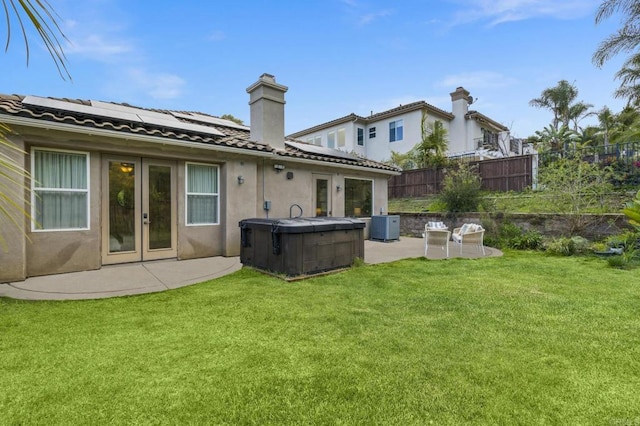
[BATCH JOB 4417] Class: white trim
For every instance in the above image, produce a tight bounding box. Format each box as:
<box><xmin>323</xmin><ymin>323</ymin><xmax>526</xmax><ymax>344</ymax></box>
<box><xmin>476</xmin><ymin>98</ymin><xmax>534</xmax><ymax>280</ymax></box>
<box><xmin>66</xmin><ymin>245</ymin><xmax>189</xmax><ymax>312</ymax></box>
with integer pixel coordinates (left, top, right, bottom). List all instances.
<box><xmin>185</xmin><ymin>162</ymin><xmax>220</xmax><ymax>226</ymax></box>
<box><xmin>344</xmin><ymin>176</ymin><xmax>374</xmax><ymax>218</ymax></box>
<box><xmin>31</xmin><ymin>147</ymin><xmax>90</xmax><ymax>232</ymax></box>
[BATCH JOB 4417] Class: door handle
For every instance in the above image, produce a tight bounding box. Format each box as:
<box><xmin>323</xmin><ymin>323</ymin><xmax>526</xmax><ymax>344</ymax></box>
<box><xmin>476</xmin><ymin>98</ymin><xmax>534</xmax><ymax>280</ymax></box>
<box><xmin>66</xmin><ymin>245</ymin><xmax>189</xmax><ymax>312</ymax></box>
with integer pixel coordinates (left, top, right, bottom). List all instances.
<box><xmin>143</xmin><ymin>213</ymin><xmax>150</xmax><ymax>224</ymax></box>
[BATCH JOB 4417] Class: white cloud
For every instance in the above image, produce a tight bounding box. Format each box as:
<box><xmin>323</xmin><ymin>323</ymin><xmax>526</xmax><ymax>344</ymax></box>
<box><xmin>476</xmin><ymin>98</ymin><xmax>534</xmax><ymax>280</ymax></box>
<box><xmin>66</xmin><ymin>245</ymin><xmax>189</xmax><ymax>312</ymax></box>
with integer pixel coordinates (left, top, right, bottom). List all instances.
<box><xmin>358</xmin><ymin>10</ymin><xmax>393</xmax><ymax>26</ymax></box>
<box><xmin>126</xmin><ymin>69</ymin><xmax>186</xmax><ymax>100</ymax></box>
<box><xmin>65</xmin><ymin>34</ymin><xmax>132</xmax><ymax>59</ymax></box>
<box><xmin>450</xmin><ymin>0</ymin><xmax>599</xmax><ymax>26</ymax></box>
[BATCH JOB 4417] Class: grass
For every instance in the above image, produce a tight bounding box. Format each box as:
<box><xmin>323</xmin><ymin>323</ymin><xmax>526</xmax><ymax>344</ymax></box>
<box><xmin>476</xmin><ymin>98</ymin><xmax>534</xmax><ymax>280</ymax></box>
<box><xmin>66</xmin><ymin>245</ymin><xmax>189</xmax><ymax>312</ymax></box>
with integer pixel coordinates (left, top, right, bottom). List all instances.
<box><xmin>1</xmin><ymin>252</ymin><xmax>640</xmax><ymax>424</ymax></box>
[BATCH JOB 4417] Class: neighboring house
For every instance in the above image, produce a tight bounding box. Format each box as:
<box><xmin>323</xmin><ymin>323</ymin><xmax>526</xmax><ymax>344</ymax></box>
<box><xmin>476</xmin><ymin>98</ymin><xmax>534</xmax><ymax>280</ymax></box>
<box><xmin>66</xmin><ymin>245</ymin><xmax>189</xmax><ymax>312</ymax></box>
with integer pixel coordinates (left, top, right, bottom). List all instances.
<box><xmin>288</xmin><ymin>87</ymin><xmax>515</xmax><ymax>162</ymax></box>
<box><xmin>0</xmin><ymin>74</ymin><xmax>399</xmax><ymax>283</ymax></box>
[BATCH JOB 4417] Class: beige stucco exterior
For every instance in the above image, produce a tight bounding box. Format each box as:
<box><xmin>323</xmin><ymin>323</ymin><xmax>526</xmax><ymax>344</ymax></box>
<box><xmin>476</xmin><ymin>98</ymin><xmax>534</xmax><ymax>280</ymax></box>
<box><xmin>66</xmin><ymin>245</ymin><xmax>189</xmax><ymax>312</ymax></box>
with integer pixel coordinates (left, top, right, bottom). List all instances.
<box><xmin>0</xmin><ymin>117</ymin><xmax>393</xmax><ymax>282</ymax></box>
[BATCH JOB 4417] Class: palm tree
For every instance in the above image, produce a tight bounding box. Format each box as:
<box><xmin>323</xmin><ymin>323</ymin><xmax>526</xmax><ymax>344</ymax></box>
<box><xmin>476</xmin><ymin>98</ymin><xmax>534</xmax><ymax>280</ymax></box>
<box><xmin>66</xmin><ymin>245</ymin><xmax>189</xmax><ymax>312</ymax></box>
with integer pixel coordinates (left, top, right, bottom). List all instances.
<box><xmin>612</xmin><ymin>54</ymin><xmax>640</xmax><ymax>106</ymax></box>
<box><xmin>595</xmin><ymin>106</ymin><xmax>618</xmax><ymax>146</ymax></box>
<box><xmin>1</xmin><ymin>0</ymin><xmax>69</xmax><ymax>245</ymax></box>
<box><xmin>2</xmin><ymin>0</ymin><xmax>70</xmax><ymax>79</ymax></box>
<box><xmin>529</xmin><ymin>80</ymin><xmax>580</xmax><ymax>130</ymax></box>
<box><xmin>414</xmin><ymin>112</ymin><xmax>448</xmax><ymax>168</ymax></box>
<box><xmin>592</xmin><ymin>0</ymin><xmax>640</xmax><ymax>68</ymax></box>
<box><xmin>568</xmin><ymin>101</ymin><xmax>595</xmax><ymax>131</ymax></box>
<box><xmin>533</xmin><ymin>124</ymin><xmax>578</xmax><ymax>153</ymax></box>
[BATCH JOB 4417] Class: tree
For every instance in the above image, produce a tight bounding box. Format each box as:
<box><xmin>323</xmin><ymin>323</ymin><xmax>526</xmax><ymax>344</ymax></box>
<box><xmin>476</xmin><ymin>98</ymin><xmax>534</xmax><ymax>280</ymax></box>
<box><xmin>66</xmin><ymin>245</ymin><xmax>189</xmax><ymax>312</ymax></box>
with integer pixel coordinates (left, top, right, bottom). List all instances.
<box><xmin>538</xmin><ymin>155</ymin><xmax>615</xmax><ymax>234</ymax></box>
<box><xmin>3</xmin><ymin>0</ymin><xmax>70</xmax><ymax>80</ymax></box>
<box><xmin>622</xmin><ymin>190</ymin><xmax>640</xmax><ymax>230</ymax></box>
<box><xmin>386</xmin><ymin>150</ymin><xmax>416</xmax><ymax>170</ymax></box>
<box><xmin>532</xmin><ymin>124</ymin><xmax>578</xmax><ymax>152</ymax></box>
<box><xmin>593</xmin><ymin>0</ymin><xmax>640</xmax><ymax>106</ymax></box>
<box><xmin>529</xmin><ymin>80</ymin><xmax>594</xmax><ymax>132</ymax></box>
<box><xmin>220</xmin><ymin>114</ymin><xmax>244</xmax><ymax>125</ymax></box>
<box><xmin>595</xmin><ymin>106</ymin><xmax>618</xmax><ymax>146</ymax></box>
<box><xmin>414</xmin><ymin>112</ymin><xmax>448</xmax><ymax>168</ymax></box>
<box><xmin>612</xmin><ymin>54</ymin><xmax>640</xmax><ymax>106</ymax></box>
<box><xmin>1</xmin><ymin>0</ymin><xmax>69</xmax><ymax>246</ymax></box>
<box><xmin>439</xmin><ymin>162</ymin><xmax>482</xmax><ymax>213</ymax></box>
<box><xmin>592</xmin><ymin>0</ymin><xmax>640</xmax><ymax>68</ymax></box>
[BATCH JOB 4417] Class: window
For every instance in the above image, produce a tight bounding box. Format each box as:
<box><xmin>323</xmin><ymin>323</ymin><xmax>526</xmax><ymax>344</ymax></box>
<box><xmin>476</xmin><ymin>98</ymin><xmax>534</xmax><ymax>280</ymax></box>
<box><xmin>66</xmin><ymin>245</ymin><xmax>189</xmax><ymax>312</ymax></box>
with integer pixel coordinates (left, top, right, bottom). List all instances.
<box><xmin>369</xmin><ymin>127</ymin><xmax>376</xmax><ymax>139</ymax></box>
<box><xmin>186</xmin><ymin>163</ymin><xmax>219</xmax><ymax>225</ymax></box>
<box><xmin>327</xmin><ymin>131</ymin><xmax>336</xmax><ymax>148</ymax></box>
<box><xmin>308</xmin><ymin>136</ymin><xmax>321</xmax><ymax>146</ymax></box>
<box><xmin>345</xmin><ymin>178</ymin><xmax>372</xmax><ymax>218</ymax></box>
<box><xmin>32</xmin><ymin>148</ymin><xmax>89</xmax><ymax>231</ymax></box>
<box><xmin>389</xmin><ymin>119</ymin><xmax>403</xmax><ymax>142</ymax></box>
<box><xmin>337</xmin><ymin>128</ymin><xmax>346</xmax><ymax>147</ymax></box>
<box><xmin>357</xmin><ymin>128</ymin><xmax>365</xmax><ymax>146</ymax></box>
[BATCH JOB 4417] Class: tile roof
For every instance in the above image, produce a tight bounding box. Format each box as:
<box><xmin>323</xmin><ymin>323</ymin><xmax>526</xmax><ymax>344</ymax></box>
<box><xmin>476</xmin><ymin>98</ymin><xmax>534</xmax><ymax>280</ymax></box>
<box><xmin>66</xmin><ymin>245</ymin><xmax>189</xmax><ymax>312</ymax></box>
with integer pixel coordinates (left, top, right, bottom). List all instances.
<box><xmin>0</xmin><ymin>94</ymin><xmax>399</xmax><ymax>173</ymax></box>
<box><xmin>287</xmin><ymin>100</ymin><xmax>454</xmax><ymax>138</ymax></box>
<box><xmin>466</xmin><ymin>110</ymin><xmax>509</xmax><ymax>132</ymax></box>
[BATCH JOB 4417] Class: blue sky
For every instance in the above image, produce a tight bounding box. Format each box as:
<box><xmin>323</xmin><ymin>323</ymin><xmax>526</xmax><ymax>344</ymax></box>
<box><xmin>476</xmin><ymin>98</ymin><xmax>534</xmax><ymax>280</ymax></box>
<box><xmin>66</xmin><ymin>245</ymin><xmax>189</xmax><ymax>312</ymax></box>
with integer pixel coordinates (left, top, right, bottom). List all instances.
<box><xmin>1</xmin><ymin>0</ymin><xmax>631</xmax><ymax>139</ymax></box>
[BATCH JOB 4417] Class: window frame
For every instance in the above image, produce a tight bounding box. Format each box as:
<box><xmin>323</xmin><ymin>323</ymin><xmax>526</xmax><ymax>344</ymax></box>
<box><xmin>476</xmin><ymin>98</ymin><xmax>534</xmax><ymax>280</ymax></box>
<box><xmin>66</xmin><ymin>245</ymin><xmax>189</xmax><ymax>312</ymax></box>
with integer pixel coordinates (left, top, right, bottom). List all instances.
<box><xmin>357</xmin><ymin>128</ymin><xmax>365</xmax><ymax>146</ymax></box>
<box><xmin>327</xmin><ymin>131</ymin><xmax>336</xmax><ymax>148</ymax></box>
<box><xmin>369</xmin><ymin>127</ymin><xmax>376</xmax><ymax>139</ymax></box>
<box><xmin>185</xmin><ymin>162</ymin><xmax>220</xmax><ymax>226</ymax></box>
<box><xmin>337</xmin><ymin>128</ymin><xmax>346</xmax><ymax>147</ymax></box>
<box><xmin>389</xmin><ymin>119</ymin><xmax>404</xmax><ymax>142</ymax></box>
<box><xmin>344</xmin><ymin>177</ymin><xmax>374</xmax><ymax>218</ymax></box>
<box><xmin>31</xmin><ymin>147</ymin><xmax>90</xmax><ymax>232</ymax></box>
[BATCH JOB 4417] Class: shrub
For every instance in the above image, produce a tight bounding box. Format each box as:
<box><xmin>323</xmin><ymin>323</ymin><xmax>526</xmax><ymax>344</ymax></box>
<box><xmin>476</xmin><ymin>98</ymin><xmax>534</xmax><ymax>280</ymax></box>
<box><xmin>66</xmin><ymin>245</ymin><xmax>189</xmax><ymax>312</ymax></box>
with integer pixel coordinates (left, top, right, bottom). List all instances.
<box><xmin>510</xmin><ymin>230</ymin><xmax>544</xmax><ymax>250</ymax></box>
<box><xmin>439</xmin><ymin>163</ymin><xmax>482</xmax><ymax>213</ymax></box>
<box><xmin>545</xmin><ymin>236</ymin><xmax>589</xmax><ymax>256</ymax></box>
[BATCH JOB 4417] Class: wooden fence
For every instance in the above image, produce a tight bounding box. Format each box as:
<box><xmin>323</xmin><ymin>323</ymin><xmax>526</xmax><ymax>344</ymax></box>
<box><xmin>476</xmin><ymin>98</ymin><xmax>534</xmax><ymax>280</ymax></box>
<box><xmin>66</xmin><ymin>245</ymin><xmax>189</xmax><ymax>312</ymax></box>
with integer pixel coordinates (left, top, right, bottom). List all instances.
<box><xmin>388</xmin><ymin>155</ymin><xmax>534</xmax><ymax>198</ymax></box>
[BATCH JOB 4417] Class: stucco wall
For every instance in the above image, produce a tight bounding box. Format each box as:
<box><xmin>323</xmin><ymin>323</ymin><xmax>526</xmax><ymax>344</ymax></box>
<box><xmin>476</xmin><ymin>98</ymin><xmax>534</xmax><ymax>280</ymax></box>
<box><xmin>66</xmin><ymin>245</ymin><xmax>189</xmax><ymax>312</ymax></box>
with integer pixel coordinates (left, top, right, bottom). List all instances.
<box><xmin>26</xmin><ymin>151</ymin><xmax>102</xmax><ymax>277</ymax></box>
<box><xmin>0</xmin><ymin>135</ymin><xmax>27</xmax><ymax>281</ymax></box>
<box><xmin>0</xmin><ymin>123</ymin><xmax>394</xmax><ymax>282</ymax></box>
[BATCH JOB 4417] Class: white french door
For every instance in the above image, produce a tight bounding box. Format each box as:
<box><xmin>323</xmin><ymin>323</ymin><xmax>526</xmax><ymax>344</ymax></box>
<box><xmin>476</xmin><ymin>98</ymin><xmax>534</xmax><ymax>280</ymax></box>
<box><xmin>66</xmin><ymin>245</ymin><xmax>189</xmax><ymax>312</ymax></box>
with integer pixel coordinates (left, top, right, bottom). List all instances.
<box><xmin>102</xmin><ymin>156</ymin><xmax>177</xmax><ymax>264</ymax></box>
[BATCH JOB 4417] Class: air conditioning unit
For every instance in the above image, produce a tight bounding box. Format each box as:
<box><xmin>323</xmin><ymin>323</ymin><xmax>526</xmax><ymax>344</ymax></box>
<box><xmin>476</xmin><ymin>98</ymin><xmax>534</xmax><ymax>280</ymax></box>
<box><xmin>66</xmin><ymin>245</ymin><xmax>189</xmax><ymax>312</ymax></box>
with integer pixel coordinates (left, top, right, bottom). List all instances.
<box><xmin>370</xmin><ymin>215</ymin><xmax>400</xmax><ymax>242</ymax></box>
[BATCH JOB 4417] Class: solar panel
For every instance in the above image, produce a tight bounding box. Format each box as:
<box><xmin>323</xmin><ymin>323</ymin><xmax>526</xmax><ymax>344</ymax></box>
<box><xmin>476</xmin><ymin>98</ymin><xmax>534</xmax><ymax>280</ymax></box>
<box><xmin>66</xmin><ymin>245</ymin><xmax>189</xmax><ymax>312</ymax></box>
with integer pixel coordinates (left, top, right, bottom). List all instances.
<box><xmin>91</xmin><ymin>100</ymin><xmax>172</xmax><ymax>120</ymax></box>
<box><xmin>286</xmin><ymin>141</ymin><xmax>360</xmax><ymax>161</ymax></box>
<box><xmin>171</xmin><ymin>111</ymin><xmax>249</xmax><ymax>130</ymax></box>
<box><xmin>22</xmin><ymin>96</ymin><xmax>224</xmax><ymax>137</ymax></box>
<box><xmin>91</xmin><ymin>100</ymin><xmax>224</xmax><ymax>136</ymax></box>
<box><xmin>23</xmin><ymin>96</ymin><xmax>141</xmax><ymax>122</ymax></box>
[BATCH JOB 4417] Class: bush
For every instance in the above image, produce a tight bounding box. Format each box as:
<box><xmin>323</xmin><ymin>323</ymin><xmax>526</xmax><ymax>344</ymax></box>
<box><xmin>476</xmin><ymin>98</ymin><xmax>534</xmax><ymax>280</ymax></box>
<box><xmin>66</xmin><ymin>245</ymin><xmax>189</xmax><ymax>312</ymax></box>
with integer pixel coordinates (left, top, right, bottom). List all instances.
<box><xmin>485</xmin><ymin>222</ymin><xmax>544</xmax><ymax>251</ymax></box>
<box><xmin>545</xmin><ymin>236</ymin><xmax>590</xmax><ymax>256</ymax></box>
<box><xmin>439</xmin><ymin>163</ymin><xmax>482</xmax><ymax>213</ymax></box>
<box><xmin>510</xmin><ymin>230</ymin><xmax>544</xmax><ymax>250</ymax></box>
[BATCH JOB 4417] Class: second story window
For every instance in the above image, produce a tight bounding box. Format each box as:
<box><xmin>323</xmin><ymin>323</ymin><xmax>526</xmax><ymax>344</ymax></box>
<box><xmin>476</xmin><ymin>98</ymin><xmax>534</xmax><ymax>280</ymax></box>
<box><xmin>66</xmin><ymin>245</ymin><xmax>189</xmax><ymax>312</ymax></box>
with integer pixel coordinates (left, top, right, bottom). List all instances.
<box><xmin>357</xmin><ymin>128</ymin><xmax>364</xmax><ymax>146</ymax></box>
<box><xmin>327</xmin><ymin>131</ymin><xmax>336</xmax><ymax>148</ymax></box>
<box><xmin>389</xmin><ymin>120</ymin><xmax>403</xmax><ymax>142</ymax></box>
<box><xmin>337</xmin><ymin>128</ymin><xmax>346</xmax><ymax>147</ymax></box>
<box><xmin>369</xmin><ymin>127</ymin><xmax>376</xmax><ymax>139</ymax></box>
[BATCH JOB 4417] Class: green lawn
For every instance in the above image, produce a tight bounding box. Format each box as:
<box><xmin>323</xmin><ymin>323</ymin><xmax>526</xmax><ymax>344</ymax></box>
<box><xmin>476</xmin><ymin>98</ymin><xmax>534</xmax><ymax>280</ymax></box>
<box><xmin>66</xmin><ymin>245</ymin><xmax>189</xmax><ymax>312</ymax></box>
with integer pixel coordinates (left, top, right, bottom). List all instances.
<box><xmin>1</xmin><ymin>252</ymin><xmax>639</xmax><ymax>425</ymax></box>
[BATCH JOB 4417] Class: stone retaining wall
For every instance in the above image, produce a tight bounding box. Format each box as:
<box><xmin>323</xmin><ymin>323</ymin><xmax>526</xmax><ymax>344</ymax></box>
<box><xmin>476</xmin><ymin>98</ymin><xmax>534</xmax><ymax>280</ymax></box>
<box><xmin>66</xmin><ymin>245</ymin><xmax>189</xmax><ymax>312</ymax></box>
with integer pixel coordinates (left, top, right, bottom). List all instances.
<box><xmin>393</xmin><ymin>212</ymin><xmax>632</xmax><ymax>241</ymax></box>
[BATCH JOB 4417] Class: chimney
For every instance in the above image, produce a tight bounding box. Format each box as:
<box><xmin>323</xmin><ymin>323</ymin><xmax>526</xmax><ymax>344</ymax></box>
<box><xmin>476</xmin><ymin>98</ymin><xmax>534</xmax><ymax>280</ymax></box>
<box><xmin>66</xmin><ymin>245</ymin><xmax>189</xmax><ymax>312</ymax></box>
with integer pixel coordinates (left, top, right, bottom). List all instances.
<box><xmin>450</xmin><ymin>86</ymin><xmax>472</xmax><ymax>116</ymax></box>
<box><xmin>246</xmin><ymin>73</ymin><xmax>288</xmax><ymax>150</ymax></box>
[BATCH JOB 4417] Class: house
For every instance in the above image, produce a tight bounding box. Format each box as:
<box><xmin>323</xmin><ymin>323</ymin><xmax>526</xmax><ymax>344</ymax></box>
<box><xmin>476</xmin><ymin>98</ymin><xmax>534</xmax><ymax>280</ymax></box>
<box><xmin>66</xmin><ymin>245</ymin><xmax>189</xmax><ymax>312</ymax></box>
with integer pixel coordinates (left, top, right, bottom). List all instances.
<box><xmin>287</xmin><ymin>87</ymin><xmax>514</xmax><ymax>163</ymax></box>
<box><xmin>0</xmin><ymin>74</ymin><xmax>399</xmax><ymax>283</ymax></box>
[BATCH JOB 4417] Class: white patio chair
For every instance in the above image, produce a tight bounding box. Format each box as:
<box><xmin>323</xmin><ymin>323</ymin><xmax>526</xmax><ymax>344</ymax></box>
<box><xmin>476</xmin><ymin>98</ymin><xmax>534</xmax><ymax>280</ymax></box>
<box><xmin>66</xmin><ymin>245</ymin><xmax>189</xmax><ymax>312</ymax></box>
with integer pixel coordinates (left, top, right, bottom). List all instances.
<box><xmin>451</xmin><ymin>223</ymin><xmax>485</xmax><ymax>255</ymax></box>
<box><xmin>424</xmin><ymin>227</ymin><xmax>451</xmax><ymax>258</ymax></box>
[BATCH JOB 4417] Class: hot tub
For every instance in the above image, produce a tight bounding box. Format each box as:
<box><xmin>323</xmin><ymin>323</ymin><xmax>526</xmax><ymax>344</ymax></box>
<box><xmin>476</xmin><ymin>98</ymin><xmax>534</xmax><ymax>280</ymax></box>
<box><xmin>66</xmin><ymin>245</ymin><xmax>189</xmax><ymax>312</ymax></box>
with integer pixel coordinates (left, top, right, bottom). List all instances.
<box><xmin>239</xmin><ymin>217</ymin><xmax>365</xmax><ymax>276</ymax></box>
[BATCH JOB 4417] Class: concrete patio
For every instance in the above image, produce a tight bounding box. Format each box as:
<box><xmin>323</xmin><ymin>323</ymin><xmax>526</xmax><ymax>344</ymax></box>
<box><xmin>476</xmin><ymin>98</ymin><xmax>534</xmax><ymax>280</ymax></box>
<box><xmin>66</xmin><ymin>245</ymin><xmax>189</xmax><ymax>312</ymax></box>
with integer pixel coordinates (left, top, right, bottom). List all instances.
<box><xmin>0</xmin><ymin>237</ymin><xmax>502</xmax><ymax>301</ymax></box>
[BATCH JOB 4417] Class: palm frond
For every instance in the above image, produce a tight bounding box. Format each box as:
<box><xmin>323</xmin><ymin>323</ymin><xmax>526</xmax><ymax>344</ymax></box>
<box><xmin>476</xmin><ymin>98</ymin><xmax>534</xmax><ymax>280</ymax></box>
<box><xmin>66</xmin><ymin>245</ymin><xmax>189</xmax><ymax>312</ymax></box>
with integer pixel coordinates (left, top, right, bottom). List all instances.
<box><xmin>3</xmin><ymin>0</ymin><xmax>71</xmax><ymax>80</ymax></box>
